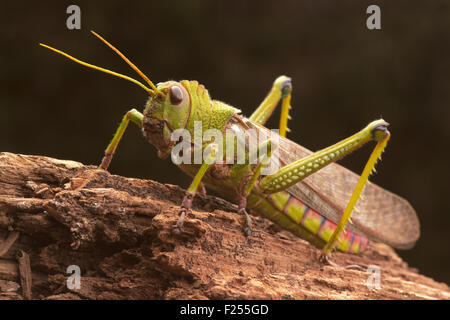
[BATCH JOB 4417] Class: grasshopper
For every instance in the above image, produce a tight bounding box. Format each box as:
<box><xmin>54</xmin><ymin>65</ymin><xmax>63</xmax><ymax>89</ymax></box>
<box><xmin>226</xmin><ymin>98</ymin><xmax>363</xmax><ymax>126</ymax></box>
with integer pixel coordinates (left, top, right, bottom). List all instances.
<box><xmin>40</xmin><ymin>32</ymin><xmax>420</xmax><ymax>260</ymax></box>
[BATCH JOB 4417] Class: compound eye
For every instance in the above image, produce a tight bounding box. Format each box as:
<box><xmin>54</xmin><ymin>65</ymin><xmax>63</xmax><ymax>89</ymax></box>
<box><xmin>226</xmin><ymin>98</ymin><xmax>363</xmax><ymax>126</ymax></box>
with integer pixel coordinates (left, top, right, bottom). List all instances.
<box><xmin>169</xmin><ymin>85</ymin><xmax>183</xmax><ymax>105</ymax></box>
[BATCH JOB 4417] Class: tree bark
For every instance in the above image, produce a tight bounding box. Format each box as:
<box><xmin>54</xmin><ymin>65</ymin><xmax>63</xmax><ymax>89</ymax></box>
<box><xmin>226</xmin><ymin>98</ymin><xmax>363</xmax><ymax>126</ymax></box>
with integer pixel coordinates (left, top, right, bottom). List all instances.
<box><xmin>0</xmin><ymin>152</ymin><xmax>448</xmax><ymax>300</ymax></box>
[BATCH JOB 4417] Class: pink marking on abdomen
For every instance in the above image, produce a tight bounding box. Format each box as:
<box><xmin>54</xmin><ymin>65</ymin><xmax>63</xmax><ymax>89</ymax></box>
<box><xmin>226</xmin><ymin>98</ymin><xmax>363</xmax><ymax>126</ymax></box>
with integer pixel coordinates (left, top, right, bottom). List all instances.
<box><xmin>280</xmin><ymin>194</ymin><xmax>369</xmax><ymax>253</ymax></box>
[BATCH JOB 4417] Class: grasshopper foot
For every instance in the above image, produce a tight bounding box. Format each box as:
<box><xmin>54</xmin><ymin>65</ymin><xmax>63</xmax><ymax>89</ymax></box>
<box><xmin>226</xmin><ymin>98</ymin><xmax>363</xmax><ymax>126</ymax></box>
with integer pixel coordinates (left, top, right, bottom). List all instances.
<box><xmin>238</xmin><ymin>207</ymin><xmax>253</xmax><ymax>237</ymax></box>
<box><xmin>99</xmin><ymin>152</ymin><xmax>113</xmax><ymax>171</ymax></box>
<box><xmin>172</xmin><ymin>225</ymin><xmax>182</xmax><ymax>235</ymax></box>
<box><xmin>238</xmin><ymin>196</ymin><xmax>253</xmax><ymax>237</ymax></box>
<box><xmin>319</xmin><ymin>252</ymin><xmax>365</xmax><ymax>271</ymax></box>
<box><xmin>319</xmin><ymin>253</ymin><xmax>338</xmax><ymax>267</ymax></box>
<box><xmin>172</xmin><ymin>192</ymin><xmax>194</xmax><ymax>235</ymax></box>
<box><xmin>172</xmin><ymin>208</ymin><xmax>187</xmax><ymax>235</ymax></box>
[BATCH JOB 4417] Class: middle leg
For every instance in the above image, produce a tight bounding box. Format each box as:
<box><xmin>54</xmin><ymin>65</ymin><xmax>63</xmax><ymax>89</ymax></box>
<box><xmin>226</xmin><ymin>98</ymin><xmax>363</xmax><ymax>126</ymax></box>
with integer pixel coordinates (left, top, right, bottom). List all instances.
<box><xmin>249</xmin><ymin>76</ymin><xmax>293</xmax><ymax>137</ymax></box>
<box><xmin>235</xmin><ymin>139</ymin><xmax>275</xmax><ymax>235</ymax></box>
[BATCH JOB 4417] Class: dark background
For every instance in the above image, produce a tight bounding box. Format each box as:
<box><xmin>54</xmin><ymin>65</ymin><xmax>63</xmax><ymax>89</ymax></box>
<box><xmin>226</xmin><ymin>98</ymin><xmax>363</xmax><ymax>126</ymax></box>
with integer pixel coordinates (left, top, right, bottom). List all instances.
<box><xmin>1</xmin><ymin>1</ymin><xmax>449</xmax><ymax>285</ymax></box>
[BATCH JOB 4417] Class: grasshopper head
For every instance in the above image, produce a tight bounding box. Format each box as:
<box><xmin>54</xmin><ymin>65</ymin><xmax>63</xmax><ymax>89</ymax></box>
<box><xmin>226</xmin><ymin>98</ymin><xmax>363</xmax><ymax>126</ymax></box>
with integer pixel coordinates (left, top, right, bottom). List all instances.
<box><xmin>40</xmin><ymin>32</ymin><xmax>192</xmax><ymax>159</ymax></box>
<box><xmin>142</xmin><ymin>81</ymin><xmax>191</xmax><ymax>159</ymax></box>
<box><xmin>39</xmin><ymin>32</ymin><xmax>192</xmax><ymax>160</ymax></box>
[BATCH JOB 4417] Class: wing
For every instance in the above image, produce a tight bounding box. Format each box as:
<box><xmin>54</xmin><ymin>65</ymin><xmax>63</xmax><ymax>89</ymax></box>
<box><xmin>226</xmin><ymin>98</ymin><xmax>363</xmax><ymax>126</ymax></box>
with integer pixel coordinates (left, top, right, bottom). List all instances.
<box><xmin>244</xmin><ymin>118</ymin><xmax>420</xmax><ymax>249</ymax></box>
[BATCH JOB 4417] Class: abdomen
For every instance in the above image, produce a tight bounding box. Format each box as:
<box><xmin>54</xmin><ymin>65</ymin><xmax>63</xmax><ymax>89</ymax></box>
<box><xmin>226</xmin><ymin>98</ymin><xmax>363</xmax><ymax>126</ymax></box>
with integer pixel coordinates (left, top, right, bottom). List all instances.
<box><xmin>247</xmin><ymin>190</ymin><xmax>369</xmax><ymax>253</ymax></box>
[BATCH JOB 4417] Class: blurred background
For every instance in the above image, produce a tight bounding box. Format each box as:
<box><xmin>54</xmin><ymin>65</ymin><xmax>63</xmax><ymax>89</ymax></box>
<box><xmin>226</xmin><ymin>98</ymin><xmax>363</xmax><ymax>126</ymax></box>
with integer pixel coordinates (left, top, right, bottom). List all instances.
<box><xmin>0</xmin><ymin>1</ymin><xmax>449</xmax><ymax>284</ymax></box>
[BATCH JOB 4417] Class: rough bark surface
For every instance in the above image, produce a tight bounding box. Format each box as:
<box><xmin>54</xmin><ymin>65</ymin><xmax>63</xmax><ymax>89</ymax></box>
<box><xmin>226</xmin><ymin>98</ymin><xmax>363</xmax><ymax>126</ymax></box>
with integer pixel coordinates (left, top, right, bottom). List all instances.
<box><xmin>0</xmin><ymin>152</ymin><xmax>448</xmax><ymax>300</ymax></box>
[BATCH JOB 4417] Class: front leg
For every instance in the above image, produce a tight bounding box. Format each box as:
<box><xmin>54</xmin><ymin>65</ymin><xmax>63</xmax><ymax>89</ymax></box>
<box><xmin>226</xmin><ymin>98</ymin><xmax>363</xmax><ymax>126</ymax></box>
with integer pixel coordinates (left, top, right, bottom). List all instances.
<box><xmin>172</xmin><ymin>145</ymin><xmax>217</xmax><ymax>234</ymax></box>
<box><xmin>100</xmin><ymin>109</ymin><xmax>143</xmax><ymax>170</ymax></box>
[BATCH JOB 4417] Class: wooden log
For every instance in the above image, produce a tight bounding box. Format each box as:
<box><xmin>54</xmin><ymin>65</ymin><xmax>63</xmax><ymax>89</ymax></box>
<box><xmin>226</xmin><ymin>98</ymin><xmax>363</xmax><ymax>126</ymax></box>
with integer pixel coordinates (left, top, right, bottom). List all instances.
<box><xmin>0</xmin><ymin>152</ymin><xmax>448</xmax><ymax>300</ymax></box>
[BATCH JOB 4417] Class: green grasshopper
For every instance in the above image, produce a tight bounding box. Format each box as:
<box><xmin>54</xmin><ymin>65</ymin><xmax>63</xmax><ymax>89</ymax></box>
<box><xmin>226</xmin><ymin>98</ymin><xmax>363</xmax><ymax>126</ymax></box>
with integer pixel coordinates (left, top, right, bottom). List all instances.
<box><xmin>40</xmin><ymin>32</ymin><xmax>420</xmax><ymax>261</ymax></box>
